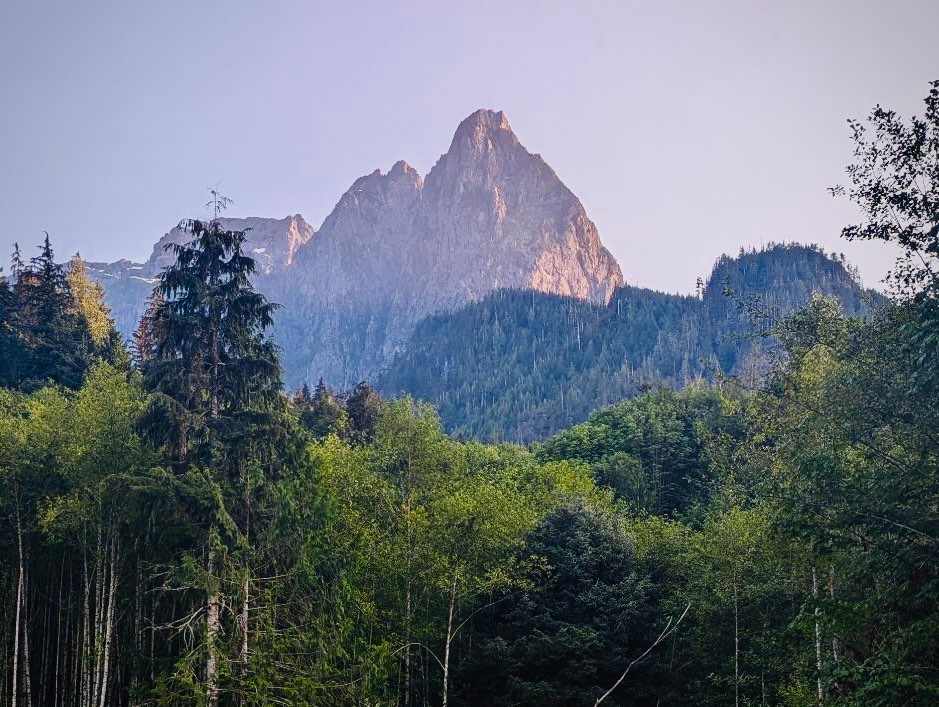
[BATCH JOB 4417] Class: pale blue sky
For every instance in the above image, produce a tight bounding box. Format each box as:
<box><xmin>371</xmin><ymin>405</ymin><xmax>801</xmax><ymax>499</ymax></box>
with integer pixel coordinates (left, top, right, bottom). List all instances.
<box><xmin>2</xmin><ymin>0</ymin><xmax>936</xmax><ymax>292</ymax></box>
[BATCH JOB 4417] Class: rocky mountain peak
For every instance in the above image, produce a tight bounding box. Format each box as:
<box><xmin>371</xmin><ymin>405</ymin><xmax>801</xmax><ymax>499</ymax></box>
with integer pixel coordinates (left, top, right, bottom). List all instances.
<box><xmin>451</xmin><ymin>109</ymin><xmax>516</xmax><ymax>147</ymax></box>
<box><xmin>94</xmin><ymin>109</ymin><xmax>624</xmax><ymax>386</ymax></box>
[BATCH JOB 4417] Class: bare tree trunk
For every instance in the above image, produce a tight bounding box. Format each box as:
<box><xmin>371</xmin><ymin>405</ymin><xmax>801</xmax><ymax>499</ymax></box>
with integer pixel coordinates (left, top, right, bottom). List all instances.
<box><xmin>98</xmin><ymin>534</ymin><xmax>118</xmax><ymax>707</ymax></box>
<box><xmin>441</xmin><ymin>574</ymin><xmax>457</xmax><ymax>707</ymax></box>
<box><xmin>41</xmin><ymin>593</ymin><xmax>51</xmax><ymax>706</ymax></box>
<box><xmin>54</xmin><ymin>559</ymin><xmax>64</xmax><ymax>707</ymax></box>
<box><xmin>206</xmin><ymin>543</ymin><xmax>221</xmax><ymax>707</ymax></box>
<box><xmin>734</xmin><ymin>574</ymin><xmax>740</xmax><ymax>707</ymax></box>
<box><xmin>133</xmin><ymin>545</ymin><xmax>141</xmax><ymax>699</ymax></box>
<box><xmin>22</xmin><ymin>571</ymin><xmax>32</xmax><ymax>707</ymax></box>
<box><xmin>12</xmin><ymin>504</ymin><xmax>24</xmax><ymax>707</ymax></box>
<box><xmin>812</xmin><ymin>567</ymin><xmax>823</xmax><ymax>706</ymax></box>
<box><xmin>61</xmin><ymin>568</ymin><xmax>72</xmax><ymax>707</ymax></box>
<box><xmin>81</xmin><ymin>549</ymin><xmax>91</xmax><ymax>707</ymax></box>
<box><xmin>828</xmin><ymin>565</ymin><xmax>839</xmax><ymax>664</ymax></box>
<box><xmin>92</xmin><ymin>527</ymin><xmax>105</xmax><ymax>707</ymax></box>
<box><xmin>238</xmin><ymin>569</ymin><xmax>248</xmax><ymax>688</ymax></box>
<box><xmin>403</xmin><ymin>476</ymin><xmax>413</xmax><ymax>707</ymax></box>
<box><xmin>403</xmin><ymin>580</ymin><xmax>412</xmax><ymax>707</ymax></box>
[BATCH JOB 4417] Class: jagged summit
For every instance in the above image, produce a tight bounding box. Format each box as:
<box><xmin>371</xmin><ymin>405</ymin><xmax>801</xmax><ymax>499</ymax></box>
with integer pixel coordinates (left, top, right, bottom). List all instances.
<box><xmin>93</xmin><ymin>109</ymin><xmax>624</xmax><ymax>386</ymax></box>
<box><xmin>448</xmin><ymin>109</ymin><xmax>519</xmax><ymax>152</ymax></box>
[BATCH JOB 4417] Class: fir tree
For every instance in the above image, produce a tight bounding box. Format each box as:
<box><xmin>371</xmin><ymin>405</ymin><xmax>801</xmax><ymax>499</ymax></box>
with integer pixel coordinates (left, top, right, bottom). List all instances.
<box><xmin>131</xmin><ymin>289</ymin><xmax>163</xmax><ymax>370</ymax></box>
<box><xmin>141</xmin><ymin>215</ymin><xmax>282</xmax><ymax>705</ymax></box>
<box><xmin>345</xmin><ymin>380</ymin><xmax>382</xmax><ymax>442</ymax></box>
<box><xmin>11</xmin><ymin>234</ymin><xmax>91</xmax><ymax>389</ymax></box>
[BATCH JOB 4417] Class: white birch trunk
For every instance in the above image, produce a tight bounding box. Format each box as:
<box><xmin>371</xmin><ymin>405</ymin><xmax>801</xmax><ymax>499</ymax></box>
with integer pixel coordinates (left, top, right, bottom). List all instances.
<box><xmin>206</xmin><ymin>544</ymin><xmax>221</xmax><ymax>707</ymax></box>
<box><xmin>12</xmin><ymin>507</ymin><xmax>24</xmax><ymax>707</ymax></box>
<box><xmin>812</xmin><ymin>567</ymin><xmax>823</xmax><ymax>705</ymax></box>
<box><xmin>98</xmin><ymin>535</ymin><xmax>118</xmax><ymax>707</ymax></box>
<box><xmin>441</xmin><ymin>574</ymin><xmax>457</xmax><ymax>707</ymax></box>
<box><xmin>734</xmin><ymin>574</ymin><xmax>740</xmax><ymax>707</ymax></box>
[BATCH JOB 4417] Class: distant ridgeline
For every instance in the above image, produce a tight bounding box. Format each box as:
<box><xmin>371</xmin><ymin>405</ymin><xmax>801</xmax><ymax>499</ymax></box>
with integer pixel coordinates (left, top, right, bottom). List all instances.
<box><xmin>378</xmin><ymin>243</ymin><xmax>884</xmax><ymax>442</ymax></box>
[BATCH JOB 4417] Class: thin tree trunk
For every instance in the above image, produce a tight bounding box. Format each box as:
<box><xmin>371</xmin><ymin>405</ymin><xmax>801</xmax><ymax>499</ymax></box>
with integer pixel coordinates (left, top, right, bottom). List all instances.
<box><xmin>134</xmin><ymin>545</ymin><xmax>141</xmax><ymax>698</ymax></box>
<box><xmin>54</xmin><ymin>558</ymin><xmax>64</xmax><ymax>707</ymax></box>
<box><xmin>22</xmin><ymin>570</ymin><xmax>32</xmax><ymax>707</ymax></box>
<box><xmin>12</xmin><ymin>503</ymin><xmax>24</xmax><ymax>707</ymax></box>
<box><xmin>403</xmin><ymin>580</ymin><xmax>412</xmax><ymax>707</ymax></box>
<box><xmin>61</xmin><ymin>568</ymin><xmax>72</xmax><ymax>707</ymax></box>
<box><xmin>403</xmin><ymin>474</ymin><xmax>413</xmax><ymax>707</ymax></box>
<box><xmin>812</xmin><ymin>567</ymin><xmax>823</xmax><ymax>706</ymax></box>
<box><xmin>92</xmin><ymin>526</ymin><xmax>105</xmax><ymax>707</ymax></box>
<box><xmin>206</xmin><ymin>542</ymin><xmax>221</xmax><ymax>707</ymax></box>
<box><xmin>238</xmin><ymin>568</ymin><xmax>248</xmax><ymax>697</ymax></box>
<box><xmin>828</xmin><ymin>565</ymin><xmax>839</xmax><ymax>664</ymax></box>
<box><xmin>441</xmin><ymin>574</ymin><xmax>457</xmax><ymax>707</ymax></box>
<box><xmin>81</xmin><ymin>548</ymin><xmax>91</xmax><ymax>707</ymax></box>
<box><xmin>41</xmin><ymin>593</ymin><xmax>51</xmax><ymax>706</ymax></box>
<box><xmin>98</xmin><ymin>534</ymin><xmax>118</xmax><ymax>707</ymax></box>
<box><xmin>734</xmin><ymin>574</ymin><xmax>740</xmax><ymax>707</ymax></box>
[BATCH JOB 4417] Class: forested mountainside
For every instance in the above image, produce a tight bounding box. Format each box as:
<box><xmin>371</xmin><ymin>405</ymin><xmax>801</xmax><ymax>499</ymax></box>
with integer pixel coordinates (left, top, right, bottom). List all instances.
<box><xmin>380</xmin><ymin>243</ymin><xmax>884</xmax><ymax>441</ymax></box>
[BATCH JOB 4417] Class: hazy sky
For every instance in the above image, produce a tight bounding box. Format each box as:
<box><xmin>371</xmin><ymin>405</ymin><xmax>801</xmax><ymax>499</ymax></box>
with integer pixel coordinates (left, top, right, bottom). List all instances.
<box><xmin>2</xmin><ymin>0</ymin><xmax>937</xmax><ymax>293</ymax></box>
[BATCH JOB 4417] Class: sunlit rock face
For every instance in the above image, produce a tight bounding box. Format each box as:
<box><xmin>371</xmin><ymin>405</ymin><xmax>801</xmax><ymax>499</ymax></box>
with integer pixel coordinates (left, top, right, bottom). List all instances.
<box><xmin>94</xmin><ymin>110</ymin><xmax>623</xmax><ymax>387</ymax></box>
<box><xmin>268</xmin><ymin>109</ymin><xmax>623</xmax><ymax>386</ymax></box>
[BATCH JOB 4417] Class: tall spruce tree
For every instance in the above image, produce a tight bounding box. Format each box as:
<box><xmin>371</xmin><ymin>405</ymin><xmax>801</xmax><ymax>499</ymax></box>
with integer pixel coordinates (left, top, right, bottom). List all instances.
<box><xmin>11</xmin><ymin>235</ymin><xmax>91</xmax><ymax>389</ymax></box>
<box><xmin>141</xmin><ymin>216</ymin><xmax>281</xmax><ymax>705</ymax></box>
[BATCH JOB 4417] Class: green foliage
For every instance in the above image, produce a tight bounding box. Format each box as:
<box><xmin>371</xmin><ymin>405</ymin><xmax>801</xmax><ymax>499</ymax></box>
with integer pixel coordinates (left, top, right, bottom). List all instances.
<box><xmin>454</xmin><ymin>503</ymin><xmax>661</xmax><ymax>707</ymax></box>
<box><xmin>537</xmin><ymin>385</ymin><xmax>742</xmax><ymax>517</ymax></box>
<box><xmin>833</xmin><ymin>79</ymin><xmax>939</xmax><ymax>300</ymax></box>
<box><xmin>0</xmin><ymin>235</ymin><xmax>123</xmax><ymax>390</ymax></box>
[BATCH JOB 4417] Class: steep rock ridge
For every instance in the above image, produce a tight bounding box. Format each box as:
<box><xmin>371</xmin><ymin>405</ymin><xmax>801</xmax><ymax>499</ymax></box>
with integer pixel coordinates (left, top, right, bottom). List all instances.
<box><xmin>271</xmin><ymin>109</ymin><xmax>624</xmax><ymax>386</ymax></box>
<box><xmin>415</xmin><ymin>109</ymin><xmax>621</xmax><ymax>307</ymax></box>
<box><xmin>92</xmin><ymin>110</ymin><xmax>624</xmax><ymax>387</ymax></box>
<box><xmin>286</xmin><ymin>160</ymin><xmax>424</xmax><ymax>304</ymax></box>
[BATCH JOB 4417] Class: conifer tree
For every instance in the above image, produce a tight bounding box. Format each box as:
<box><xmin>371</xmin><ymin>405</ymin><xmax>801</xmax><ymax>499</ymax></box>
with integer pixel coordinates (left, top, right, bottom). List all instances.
<box><xmin>131</xmin><ymin>290</ymin><xmax>163</xmax><ymax>369</ymax></box>
<box><xmin>11</xmin><ymin>235</ymin><xmax>90</xmax><ymax>389</ymax></box>
<box><xmin>295</xmin><ymin>378</ymin><xmax>348</xmax><ymax>438</ymax></box>
<box><xmin>141</xmin><ymin>214</ymin><xmax>282</xmax><ymax>705</ymax></box>
<box><xmin>345</xmin><ymin>380</ymin><xmax>382</xmax><ymax>442</ymax></box>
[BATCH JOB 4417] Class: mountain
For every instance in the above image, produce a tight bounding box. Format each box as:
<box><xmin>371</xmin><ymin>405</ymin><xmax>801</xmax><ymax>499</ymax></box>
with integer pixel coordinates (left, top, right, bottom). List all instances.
<box><xmin>94</xmin><ymin>109</ymin><xmax>623</xmax><ymax>386</ymax></box>
<box><xmin>266</xmin><ymin>109</ymin><xmax>623</xmax><ymax>386</ymax></box>
<box><xmin>86</xmin><ymin>112</ymin><xmax>883</xmax><ymax>443</ymax></box>
<box><xmin>378</xmin><ymin>244</ymin><xmax>886</xmax><ymax>442</ymax></box>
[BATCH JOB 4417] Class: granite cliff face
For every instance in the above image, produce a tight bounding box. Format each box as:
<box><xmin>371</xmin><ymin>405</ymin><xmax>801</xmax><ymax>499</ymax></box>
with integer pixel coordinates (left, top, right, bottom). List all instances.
<box><xmin>92</xmin><ymin>109</ymin><xmax>624</xmax><ymax>387</ymax></box>
<box><xmin>415</xmin><ymin>110</ymin><xmax>621</xmax><ymax>306</ymax></box>
<box><xmin>283</xmin><ymin>110</ymin><xmax>621</xmax><ymax>309</ymax></box>
<box><xmin>267</xmin><ymin>109</ymin><xmax>623</xmax><ymax>385</ymax></box>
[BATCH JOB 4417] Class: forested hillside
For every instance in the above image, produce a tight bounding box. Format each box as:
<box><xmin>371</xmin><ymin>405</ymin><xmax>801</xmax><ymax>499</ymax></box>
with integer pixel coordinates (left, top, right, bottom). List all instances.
<box><xmin>380</xmin><ymin>243</ymin><xmax>882</xmax><ymax>441</ymax></box>
<box><xmin>0</xmin><ymin>85</ymin><xmax>937</xmax><ymax>707</ymax></box>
